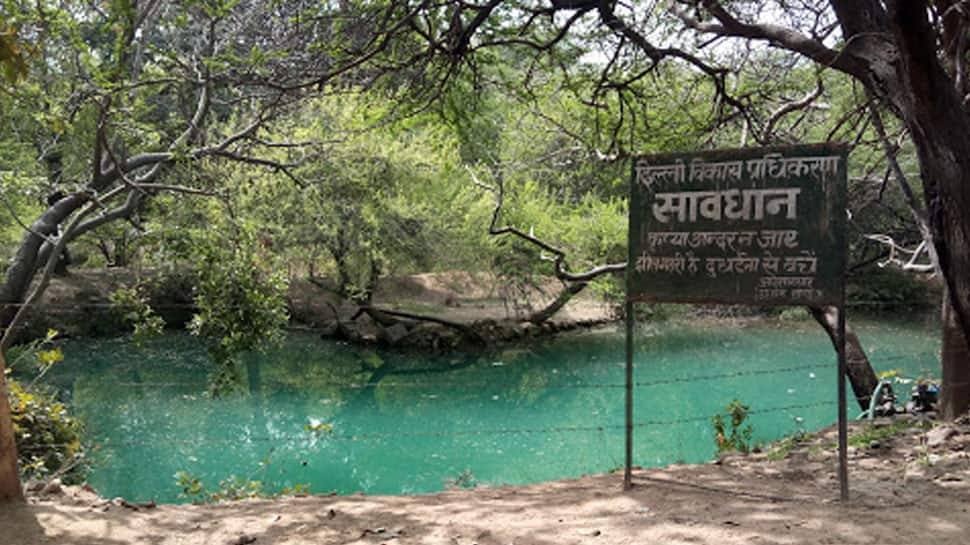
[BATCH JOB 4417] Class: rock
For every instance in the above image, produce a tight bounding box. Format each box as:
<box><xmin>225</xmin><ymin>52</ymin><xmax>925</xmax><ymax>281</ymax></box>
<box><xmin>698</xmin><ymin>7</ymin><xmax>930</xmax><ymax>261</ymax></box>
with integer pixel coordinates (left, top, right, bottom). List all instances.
<box><xmin>25</xmin><ymin>480</ymin><xmax>45</xmax><ymax>493</ymax></box>
<box><xmin>927</xmin><ymin>425</ymin><xmax>958</xmax><ymax>448</ymax></box>
<box><xmin>519</xmin><ymin>322</ymin><xmax>537</xmax><ymax>336</ymax></box>
<box><xmin>334</xmin><ymin>320</ymin><xmax>361</xmax><ymax>342</ymax></box>
<box><xmin>354</xmin><ymin>314</ymin><xmax>381</xmax><ymax>343</ymax></box>
<box><xmin>857</xmin><ymin>458</ymin><xmax>882</xmax><ymax>471</ymax></box>
<box><xmin>317</xmin><ymin>320</ymin><xmax>339</xmax><ymax>338</ymax></box>
<box><xmin>42</xmin><ymin>479</ymin><xmax>63</xmax><ymax>495</ymax></box>
<box><xmin>379</xmin><ymin>323</ymin><xmax>410</xmax><ymax>346</ymax></box>
<box><xmin>904</xmin><ymin>464</ymin><xmax>928</xmax><ymax>482</ymax></box>
<box><xmin>495</xmin><ymin>321</ymin><xmax>519</xmax><ymax>340</ymax></box>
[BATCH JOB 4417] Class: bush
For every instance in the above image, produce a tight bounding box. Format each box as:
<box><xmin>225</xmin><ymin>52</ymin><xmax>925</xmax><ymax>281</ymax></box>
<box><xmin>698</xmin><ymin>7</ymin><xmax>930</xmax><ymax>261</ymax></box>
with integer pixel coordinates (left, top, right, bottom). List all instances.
<box><xmin>109</xmin><ymin>287</ymin><xmax>165</xmax><ymax>346</ymax></box>
<box><xmin>5</xmin><ymin>330</ymin><xmax>87</xmax><ymax>483</ymax></box>
<box><xmin>848</xmin><ymin>266</ymin><xmax>932</xmax><ymax>310</ymax></box>
<box><xmin>7</xmin><ymin>371</ymin><xmax>86</xmax><ymax>482</ymax></box>
<box><xmin>711</xmin><ymin>399</ymin><xmax>753</xmax><ymax>454</ymax></box>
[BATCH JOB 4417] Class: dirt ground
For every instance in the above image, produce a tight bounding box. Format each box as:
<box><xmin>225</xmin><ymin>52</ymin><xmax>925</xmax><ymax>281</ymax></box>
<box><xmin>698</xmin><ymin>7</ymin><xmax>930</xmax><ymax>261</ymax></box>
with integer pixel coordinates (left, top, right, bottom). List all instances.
<box><xmin>3</xmin><ymin>417</ymin><xmax>969</xmax><ymax>545</ymax></box>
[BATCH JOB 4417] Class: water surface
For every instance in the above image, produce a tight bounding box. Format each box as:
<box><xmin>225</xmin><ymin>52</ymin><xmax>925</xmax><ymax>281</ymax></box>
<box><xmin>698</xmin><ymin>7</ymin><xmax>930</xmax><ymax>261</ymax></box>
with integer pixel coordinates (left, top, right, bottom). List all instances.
<box><xmin>43</xmin><ymin>316</ymin><xmax>940</xmax><ymax>502</ymax></box>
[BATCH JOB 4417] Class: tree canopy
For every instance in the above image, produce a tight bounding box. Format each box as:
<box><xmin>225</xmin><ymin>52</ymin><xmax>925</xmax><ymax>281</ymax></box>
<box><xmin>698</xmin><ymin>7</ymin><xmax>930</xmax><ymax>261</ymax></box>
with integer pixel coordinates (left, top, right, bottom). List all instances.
<box><xmin>2</xmin><ymin>0</ymin><xmax>968</xmax><ymax>502</ymax></box>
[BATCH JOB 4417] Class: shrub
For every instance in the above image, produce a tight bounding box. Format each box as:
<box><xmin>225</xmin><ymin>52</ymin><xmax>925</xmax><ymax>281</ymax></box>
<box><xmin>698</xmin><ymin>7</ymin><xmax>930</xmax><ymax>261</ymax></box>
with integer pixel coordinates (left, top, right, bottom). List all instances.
<box><xmin>711</xmin><ymin>399</ymin><xmax>753</xmax><ymax>454</ymax></box>
<box><xmin>109</xmin><ymin>287</ymin><xmax>165</xmax><ymax>346</ymax></box>
<box><xmin>848</xmin><ymin>266</ymin><xmax>932</xmax><ymax>310</ymax></box>
<box><xmin>7</xmin><ymin>371</ymin><xmax>86</xmax><ymax>482</ymax></box>
<box><xmin>5</xmin><ymin>330</ymin><xmax>87</xmax><ymax>483</ymax></box>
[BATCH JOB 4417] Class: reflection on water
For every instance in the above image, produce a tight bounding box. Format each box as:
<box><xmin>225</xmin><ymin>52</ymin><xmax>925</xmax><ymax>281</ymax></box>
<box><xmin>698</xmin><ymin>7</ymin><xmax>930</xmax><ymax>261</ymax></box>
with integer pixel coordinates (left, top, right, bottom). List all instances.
<box><xmin>39</xmin><ymin>316</ymin><xmax>939</xmax><ymax>503</ymax></box>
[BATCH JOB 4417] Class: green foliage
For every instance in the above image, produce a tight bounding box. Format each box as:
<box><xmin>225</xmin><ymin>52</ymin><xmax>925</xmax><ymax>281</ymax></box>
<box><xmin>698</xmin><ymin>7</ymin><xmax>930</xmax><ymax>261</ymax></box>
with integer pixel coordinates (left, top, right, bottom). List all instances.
<box><xmin>174</xmin><ymin>456</ymin><xmax>310</xmax><ymax>503</ymax></box>
<box><xmin>765</xmin><ymin>432</ymin><xmax>807</xmax><ymax>461</ymax></box>
<box><xmin>445</xmin><ymin>469</ymin><xmax>477</xmax><ymax>489</ymax></box>
<box><xmin>0</xmin><ymin>173</ymin><xmax>44</xmax><ymax>273</ymax></box>
<box><xmin>7</xmin><ymin>373</ymin><xmax>85</xmax><ymax>482</ymax></box>
<box><xmin>848</xmin><ymin>267</ymin><xmax>931</xmax><ymax>310</ymax></box>
<box><xmin>848</xmin><ymin>420</ymin><xmax>927</xmax><ymax>448</ymax></box>
<box><xmin>5</xmin><ymin>330</ymin><xmax>86</xmax><ymax>482</ymax></box>
<box><xmin>712</xmin><ymin>399</ymin><xmax>753</xmax><ymax>454</ymax></box>
<box><xmin>187</xmin><ymin>230</ymin><xmax>289</xmax><ymax>395</ymax></box>
<box><xmin>109</xmin><ymin>287</ymin><xmax>165</xmax><ymax>346</ymax></box>
<box><xmin>5</xmin><ymin>328</ymin><xmax>62</xmax><ymax>383</ymax></box>
<box><xmin>174</xmin><ymin>472</ymin><xmax>275</xmax><ymax>502</ymax></box>
<box><xmin>0</xmin><ymin>21</ymin><xmax>30</xmax><ymax>85</ymax></box>
<box><xmin>5</xmin><ymin>331</ymin><xmax>87</xmax><ymax>483</ymax></box>
<box><xmin>778</xmin><ymin>307</ymin><xmax>810</xmax><ymax>322</ymax></box>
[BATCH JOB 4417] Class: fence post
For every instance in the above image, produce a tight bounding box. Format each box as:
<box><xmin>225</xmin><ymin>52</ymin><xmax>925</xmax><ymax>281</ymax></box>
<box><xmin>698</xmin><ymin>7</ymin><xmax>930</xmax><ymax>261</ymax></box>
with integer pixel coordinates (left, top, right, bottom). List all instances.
<box><xmin>624</xmin><ymin>299</ymin><xmax>634</xmax><ymax>490</ymax></box>
<box><xmin>837</xmin><ymin>303</ymin><xmax>849</xmax><ymax>501</ymax></box>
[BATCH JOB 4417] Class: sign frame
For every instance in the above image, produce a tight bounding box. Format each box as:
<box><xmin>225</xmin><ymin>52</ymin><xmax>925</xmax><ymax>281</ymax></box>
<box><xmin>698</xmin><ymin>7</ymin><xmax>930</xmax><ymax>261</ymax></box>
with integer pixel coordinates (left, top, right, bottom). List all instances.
<box><xmin>622</xmin><ymin>143</ymin><xmax>850</xmax><ymax>501</ymax></box>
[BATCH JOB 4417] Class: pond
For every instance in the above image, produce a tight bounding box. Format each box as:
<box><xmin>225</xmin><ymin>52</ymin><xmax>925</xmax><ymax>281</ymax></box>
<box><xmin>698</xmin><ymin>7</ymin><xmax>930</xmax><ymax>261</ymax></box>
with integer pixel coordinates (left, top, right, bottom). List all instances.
<box><xmin>39</xmin><ymin>315</ymin><xmax>940</xmax><ymax>503</ymax></box>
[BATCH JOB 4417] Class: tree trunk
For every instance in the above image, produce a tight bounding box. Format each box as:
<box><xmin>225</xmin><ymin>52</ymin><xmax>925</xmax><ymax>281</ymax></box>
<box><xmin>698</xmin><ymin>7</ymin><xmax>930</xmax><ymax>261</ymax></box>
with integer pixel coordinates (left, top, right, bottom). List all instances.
<box><xmin>941</xmin><ymin>290</ymin><xmax>970</xmax><ymax>419</ymax></box>
<box><xmin>0</xmin><ymin>197</ymin><xmax>88</xmax><ymax>330</ymax></box>
<box><xmin>809</xmin><ymin>306</ymin><xmax>884</xmax><ymax>412</ymax></box>
<box><xmin>528</xmin><ymin>281</ymin><xmax>587</xmax><ymax>324</ymax></box>
<box><xmin>0</xmin><ymin>350</ymin><xmax>24</xmax><ymax>503</ymax></box>
<box><xmin>883</xmin><ymin>1</ymin><xmax>970</xmax><ymax>420</ymax></box>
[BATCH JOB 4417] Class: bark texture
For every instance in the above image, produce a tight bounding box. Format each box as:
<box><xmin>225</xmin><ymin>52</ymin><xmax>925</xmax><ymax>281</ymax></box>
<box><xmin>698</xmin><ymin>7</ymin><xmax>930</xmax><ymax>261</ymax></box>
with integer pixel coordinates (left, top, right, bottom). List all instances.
<box><xmin>810</xmin><ymin>306</ymin><xmax>883</xmax><ymax>412</ymax></box>
<box><xmin>941</xmin><ymin>292</ymin><xmax>970</xmax><ymax>419</ymax></box>
<box><xmin>527</xmin><ymin>282</ymin><xmax>588</xmax><ymax>325</ymax></box>
<box><xmin>0</xmin><ymin>196</ymin><xmax>88</xmax><ymax>329</ymax></box>
<box><xmin>0</xmin><ymin>350</ymin><xmax>23</xmax><ymax>503</ymax></box>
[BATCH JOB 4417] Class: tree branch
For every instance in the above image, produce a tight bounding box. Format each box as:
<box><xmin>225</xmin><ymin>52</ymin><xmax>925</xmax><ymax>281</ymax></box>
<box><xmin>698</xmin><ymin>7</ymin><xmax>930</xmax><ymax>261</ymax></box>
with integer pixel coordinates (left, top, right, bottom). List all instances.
<box><xmin>467</xmin><ymin>165</ymin><xmax>625</xmax><ymax>284</ymax></box>
<box><xmin>669</xmin><ymin>1</ymin><xmax>869</xmax><ymax>79</ymax></box>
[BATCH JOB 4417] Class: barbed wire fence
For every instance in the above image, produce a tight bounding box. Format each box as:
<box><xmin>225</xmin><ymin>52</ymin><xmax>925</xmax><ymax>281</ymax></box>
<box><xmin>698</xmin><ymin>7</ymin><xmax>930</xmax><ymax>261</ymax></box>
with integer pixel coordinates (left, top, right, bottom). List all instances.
<box><xmin>4</xmin><ymin>297</ymin><xmax>942</xmax><ymax>502</ymax></box>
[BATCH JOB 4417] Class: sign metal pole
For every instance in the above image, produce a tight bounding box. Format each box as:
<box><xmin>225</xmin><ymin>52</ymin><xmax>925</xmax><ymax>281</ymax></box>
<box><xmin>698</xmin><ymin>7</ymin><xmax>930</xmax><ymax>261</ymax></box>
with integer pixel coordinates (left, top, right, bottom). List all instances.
<box><xmin>624</xmin><ymin>158</ymin><xmax>635</xmax><ymax>491</ymax></box>
<box><xmin>626</xmin><ymin>144</ymin><xmax>848</xmax><ymax>500</ymax></box>
<box><xmin>624</xmin><ymin>299</ymin><xmax>634</xmax><ymax>490</ymax></box>
<box><xmin>837</xmin><ymin>262</ymin><xmax>849</xmax><ymax>500</ymax></box>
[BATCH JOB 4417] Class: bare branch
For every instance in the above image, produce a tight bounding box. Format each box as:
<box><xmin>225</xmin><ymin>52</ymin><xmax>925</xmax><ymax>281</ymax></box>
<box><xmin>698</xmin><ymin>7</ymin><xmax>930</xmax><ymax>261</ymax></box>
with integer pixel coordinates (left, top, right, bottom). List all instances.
<box><xmin>863</xmin><ymin>234</ymin><xmax>937</xmax><ymax>273</ymax></box>
<box><xmin>0</xmin><ymin>192</ymin><xmax>56</xmax><ymax>245</ymax></box>
<box><xmin>466</xmin><ymin>166</ymin><xmax>626</xmax><ymax>284</ymax></box>
<box><xmin>669</xmin><ymin>1</ymin><xmax>869</xmax><ymax>78</ymax></box>
<box><xmin>760</xmin><ymin>78</ymin><xmax>825</xmax><ymax>142</ymax></box>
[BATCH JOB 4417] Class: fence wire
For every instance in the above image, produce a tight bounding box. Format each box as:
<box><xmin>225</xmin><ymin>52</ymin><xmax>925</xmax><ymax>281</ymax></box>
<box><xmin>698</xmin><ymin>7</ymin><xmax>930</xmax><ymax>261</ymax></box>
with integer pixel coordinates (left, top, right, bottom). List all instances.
<box><xmin>5</xmin><ymin>297</ymin><xmax>941</xmax><ymax>501</ymax></box>
<box><xmin>100</xmin><ymin>353</ymin><xmax>937</xmax><ymax>391</ymax></box>
<box><xmin>18</xmin><ymin>400</ymin><xmax>837</xmax><ymax>452</ymax></box>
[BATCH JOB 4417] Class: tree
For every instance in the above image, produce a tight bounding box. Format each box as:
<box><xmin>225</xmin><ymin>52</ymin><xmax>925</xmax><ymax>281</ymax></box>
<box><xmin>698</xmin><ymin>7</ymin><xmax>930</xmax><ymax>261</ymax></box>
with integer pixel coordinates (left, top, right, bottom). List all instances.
<box><xmin>0</xmin><ymin>0</ymin><xmax>444</xmax><ymax>502</ymax></box>
<box><xmin>386</xmin><ymin>0</ymin><xmax>970</xmax><ymax>418</ymax></box>
<box><xmin>668</xmin><ymin>0</ymin><xmax>970</xmax><ymax>419</ymax></box>
<box><xmin>0</xmin><ymin>350</ymin><xmax>22</xmax><ymax>502</ymax></box>
<box><xmin>0</xmin><ymin>20</ymin><xmax>29</xmax><ymax>86</ymax></box>
<box><xmin>0</xmin><ymin>0</ymin><xmax>436</xmax><ymax>344</ymax></box>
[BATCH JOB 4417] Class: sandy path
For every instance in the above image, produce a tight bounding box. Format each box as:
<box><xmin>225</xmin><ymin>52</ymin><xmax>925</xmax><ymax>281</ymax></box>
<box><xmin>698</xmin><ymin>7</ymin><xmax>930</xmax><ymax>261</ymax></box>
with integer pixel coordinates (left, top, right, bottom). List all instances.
<box><xmin>4</xmin><ymin>434</ymin><xmax>969</xmax><ymax>545</ymax></box>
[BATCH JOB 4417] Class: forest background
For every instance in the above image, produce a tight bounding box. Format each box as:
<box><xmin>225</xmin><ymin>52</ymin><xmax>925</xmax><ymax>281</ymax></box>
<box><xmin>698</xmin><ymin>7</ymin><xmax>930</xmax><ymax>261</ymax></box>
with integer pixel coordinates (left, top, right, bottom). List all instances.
<box><xmin>0</xmin><ymin>0</ymin><xmax>963</xmax><ymax>502</ymax></box>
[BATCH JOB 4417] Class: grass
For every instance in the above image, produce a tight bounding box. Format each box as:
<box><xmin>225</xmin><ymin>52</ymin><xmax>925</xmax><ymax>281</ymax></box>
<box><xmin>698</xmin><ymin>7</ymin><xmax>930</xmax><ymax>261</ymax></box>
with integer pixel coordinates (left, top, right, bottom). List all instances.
<box><xmin>766</xmin><ymin>418</ymin><xmax>933</xmax><ymax>461</ymax></box>
<box><xmin>847</xmin><ymin>419</ymin><xmax>930</xmax><ymax>448</ymax></box>
<box><xmin>765</xmin><ymin>433</ymin><xmax>807</xmax><ymax>461</ymax></box>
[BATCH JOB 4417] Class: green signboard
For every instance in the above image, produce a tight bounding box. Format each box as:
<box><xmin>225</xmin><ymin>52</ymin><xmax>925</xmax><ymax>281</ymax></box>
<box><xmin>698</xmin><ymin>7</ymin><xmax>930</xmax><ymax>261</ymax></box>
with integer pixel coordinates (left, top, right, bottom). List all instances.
<box><xmin>628</xmin><ymin>144</ymin><xmax>847</xmax><ymax>305</ymax></box>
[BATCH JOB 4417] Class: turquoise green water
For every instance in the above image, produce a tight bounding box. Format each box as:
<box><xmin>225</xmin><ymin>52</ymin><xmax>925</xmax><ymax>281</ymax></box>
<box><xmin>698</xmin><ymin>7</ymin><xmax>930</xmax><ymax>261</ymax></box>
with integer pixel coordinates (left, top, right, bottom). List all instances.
<box><xmin>41</xmin><ymin>316</ymin><xmax>940</xmax><ymax>503</ymax></box>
